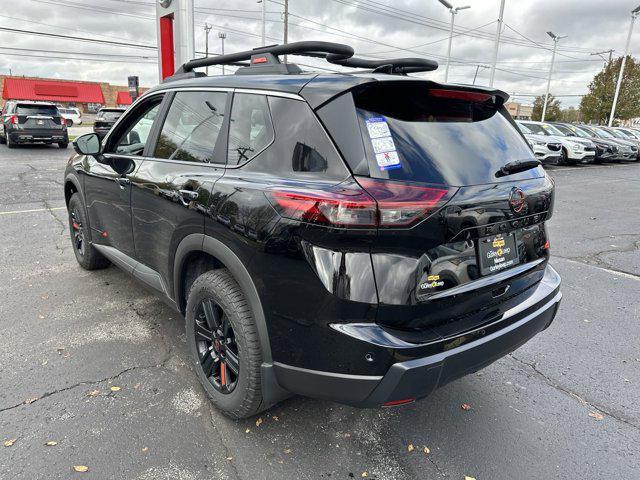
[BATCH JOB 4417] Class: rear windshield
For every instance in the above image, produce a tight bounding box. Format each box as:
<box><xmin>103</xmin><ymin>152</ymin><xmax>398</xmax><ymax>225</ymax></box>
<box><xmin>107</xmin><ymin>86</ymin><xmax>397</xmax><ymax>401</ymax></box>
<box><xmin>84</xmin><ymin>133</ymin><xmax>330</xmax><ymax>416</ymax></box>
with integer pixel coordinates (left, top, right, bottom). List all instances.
<box><xmin>16</xmin><ymin>105</ymin><xmax>58</xmax><ymax>116</ymax></box>
<box><xmin>353</xmin><ymin>83</ymin><xmax>540</xmax><ymax>186</ymax></box>
<box><xmin>97</xmin><ymin>110</ymin><xmax>123</xmax><ymax>121</ymax></box>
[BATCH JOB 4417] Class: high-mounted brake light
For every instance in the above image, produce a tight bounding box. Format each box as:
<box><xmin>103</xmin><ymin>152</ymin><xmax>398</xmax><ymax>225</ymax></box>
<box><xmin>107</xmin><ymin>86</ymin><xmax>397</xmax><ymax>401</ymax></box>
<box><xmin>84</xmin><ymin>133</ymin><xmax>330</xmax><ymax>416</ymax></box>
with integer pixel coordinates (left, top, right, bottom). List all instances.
<box><xmin>356</xmin><ymin>177</ymin><xmax>453</xmax><ymax>227</ymax></box>
<box><xmin>267</xmin><ymin>178</ymin><xmax>454</xmax><ymax>229</ymax></box>
<box><xmin>429</xmin><ymin>89</ymin><xmax>493</xmax><ymax>103</ymax></box>
<box><xmin>252</xmin><ymin>56</ymin><xmax>268</xmax><ymax>64</ymax></box>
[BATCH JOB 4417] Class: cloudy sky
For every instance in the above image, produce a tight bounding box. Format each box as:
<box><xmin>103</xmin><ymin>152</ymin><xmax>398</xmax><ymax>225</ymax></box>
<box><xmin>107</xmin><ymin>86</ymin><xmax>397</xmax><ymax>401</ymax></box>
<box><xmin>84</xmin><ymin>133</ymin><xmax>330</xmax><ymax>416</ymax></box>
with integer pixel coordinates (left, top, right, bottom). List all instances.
<box><xmin>1</xmin><ymin>0</ymin><xmax>638</xmax><ymax>107</ymax></box>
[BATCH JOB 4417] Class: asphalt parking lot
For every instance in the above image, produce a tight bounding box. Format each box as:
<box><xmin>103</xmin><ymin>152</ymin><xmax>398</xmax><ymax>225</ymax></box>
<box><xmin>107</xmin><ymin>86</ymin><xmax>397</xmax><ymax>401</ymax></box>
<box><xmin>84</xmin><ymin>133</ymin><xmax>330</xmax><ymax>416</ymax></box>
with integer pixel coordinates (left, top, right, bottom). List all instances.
<box><xmin>0</xmin><ymin>145</ymin><xmax>638</xmax><ymax>480</ymax></box>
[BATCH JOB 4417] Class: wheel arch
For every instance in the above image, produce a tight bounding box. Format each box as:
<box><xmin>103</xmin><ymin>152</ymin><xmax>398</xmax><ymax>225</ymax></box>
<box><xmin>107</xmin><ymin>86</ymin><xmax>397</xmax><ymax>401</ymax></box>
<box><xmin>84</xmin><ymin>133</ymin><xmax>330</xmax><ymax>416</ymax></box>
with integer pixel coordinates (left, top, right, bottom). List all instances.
<box><xmin>173</xmin><ymin>234</ymin><xmax>273</xmax><ymax>364</ymax></box>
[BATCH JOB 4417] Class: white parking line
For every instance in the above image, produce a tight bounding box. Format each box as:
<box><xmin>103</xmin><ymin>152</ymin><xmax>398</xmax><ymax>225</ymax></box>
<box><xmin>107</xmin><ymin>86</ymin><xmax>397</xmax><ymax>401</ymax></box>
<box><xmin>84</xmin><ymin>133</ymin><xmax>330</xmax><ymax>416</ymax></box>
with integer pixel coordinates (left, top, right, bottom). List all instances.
<box><xmin>554</xmin><ymin>256</ymin><xmax>640</xmax><ymax>281</ymax></box>
<box><xmin>0</xmin><ymin>206</ymin><xmax>66</xmax><ymax>216</ymax></box>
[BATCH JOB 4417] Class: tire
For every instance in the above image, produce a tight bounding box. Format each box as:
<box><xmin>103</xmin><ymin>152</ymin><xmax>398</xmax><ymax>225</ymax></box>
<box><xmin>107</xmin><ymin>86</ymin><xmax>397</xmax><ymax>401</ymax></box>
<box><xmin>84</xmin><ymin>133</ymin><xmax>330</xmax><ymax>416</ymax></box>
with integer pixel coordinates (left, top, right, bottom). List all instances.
<box><xmin>0</xmin><ymin>130</ymin><xmax>5</xmax><ymax>144</ymax></box>
<box><xmin>186</xmin><ymin>269</ymin><xmax>264</xmax><ymax>419</ymax></box>
<box><xmin>66</xmin><ymin>119</ymin><xmax>73</xmax><ymax>127</ymax></box>
<box><xmin>58</xmin><ymin>142</ymin><xmax>69</xmax><ymax>149</ymax></box>
<box><xmin>6</xmin><ymin>134</ymin><xmax>15</xmax><ymax>149</ymax></box>
<box><xmin>67</xmin><ymin>193</ymin><xmax>110</xmax><ymax>270</ymax></box>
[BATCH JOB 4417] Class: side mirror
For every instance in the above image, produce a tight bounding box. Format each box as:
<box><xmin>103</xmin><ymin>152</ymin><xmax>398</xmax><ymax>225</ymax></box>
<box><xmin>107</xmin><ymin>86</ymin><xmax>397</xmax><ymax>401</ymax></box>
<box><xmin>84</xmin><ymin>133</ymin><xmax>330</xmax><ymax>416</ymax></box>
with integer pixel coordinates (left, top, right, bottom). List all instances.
<box><xmin>73</xmin><ymin>133</ymin><xmax>102</xmax><ymax>156</ymax></box>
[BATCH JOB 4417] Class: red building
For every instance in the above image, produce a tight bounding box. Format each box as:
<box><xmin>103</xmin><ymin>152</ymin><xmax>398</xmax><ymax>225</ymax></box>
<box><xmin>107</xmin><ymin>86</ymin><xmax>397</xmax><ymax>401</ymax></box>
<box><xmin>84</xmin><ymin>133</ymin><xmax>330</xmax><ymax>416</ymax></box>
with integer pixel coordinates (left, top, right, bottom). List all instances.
<box><xmin>0</xmin><ymin>75</ymin><xmax>147</xmax><ymax>113</ymax></box>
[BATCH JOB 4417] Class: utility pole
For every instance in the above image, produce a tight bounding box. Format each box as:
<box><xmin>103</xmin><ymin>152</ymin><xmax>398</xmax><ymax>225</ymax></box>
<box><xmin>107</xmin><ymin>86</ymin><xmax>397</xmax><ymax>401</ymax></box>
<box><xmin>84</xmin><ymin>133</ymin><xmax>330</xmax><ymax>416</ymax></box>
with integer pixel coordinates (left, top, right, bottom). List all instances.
<box><xmin>204</xmin><ymin>23</ymin><xmax>212</xmax><ymax>75</ymax></box>
<box><xmin>473</xmin><ymin>64</ymin><xmax>488</xmax><ymax>84</ymax></box>
<box><xmin>283</xmin><ymin>0</ymin><xmax>289</xmax><ymax>63</ymax></box>
<box><xmin>437</xmin><ymin>0</ymin><xmax>470</xmax><ymax>83</ymax></box>
<box><xmin>257</xmin><ymin>0</ymin><xmax>266</xmax><ymax>46</ymax></box>
<box><xmin>489</xmin><ymin>0</ymin><xmax>506</xmax><ymax>87</ymax></box>
<box><xmin>608</xmin><ymin>6</ymin><xmax>639</xmax><ymax>127</ymax></box>
<box><xmin>590</xmin><ymin>49</ymin><xmax>614</xmax><ymax>64</ymax></box>
<box><xmin>541</xmin><ymin>31</ymin><xmax>566</xmax><ymax>122</ymax></box>
<box><xmin>218</xmin><ymin>31</ymin><xmax>227</xmax><ymax>74</ymax></box>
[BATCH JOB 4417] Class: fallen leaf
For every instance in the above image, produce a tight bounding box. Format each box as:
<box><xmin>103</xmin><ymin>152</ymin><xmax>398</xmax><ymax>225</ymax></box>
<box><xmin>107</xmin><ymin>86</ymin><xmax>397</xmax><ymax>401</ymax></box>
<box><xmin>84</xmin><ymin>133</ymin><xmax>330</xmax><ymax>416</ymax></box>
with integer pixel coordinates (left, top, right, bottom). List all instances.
<box><xmin>272</xmin><ymin>415</ymin><xmax>279</xmax><ymax>421</ymax></box>
<box><xmin>361</xmin><ymin>472</ymin><xmax>368</xmax><ymax>478</ymax></box>
<box><xmin>255</xmin><ymin>417</ymin><xmax>263</xmax><ymax>427</ymax></box>
<box><xmin>588</xmin><ymin>411</ymin><xmax>604</xmax><ymax>421</ymax></box>
<box><xmin>141</xmin><ymin>447</ymin><xmax>148</xmax><ymax>453</ymax></box>
<box><xmin>73</xmin><ymin>465</ymin><xmax>89</xmax><ymax>473</ymax></box>
<box><xmin>423</xmin><ymin>447</ymin><xmax>430</xmax><ymax>454</ymax></box>
<box><xmin>38</xmin><ymin>315</ymin><xmax>45</xmax><ymax>320</ymax></box>
<box><xmin>110</xmin><ymin>386</ymin><xmax>121</xmax><ymax>392</ymax></box>
<box><xmin>245</xmin><ymin>428</ymin><xmax>250</xmax><ymax>433</ymax></box>
<box><xmin>283</xmin><ymin>449</ymin><xmax>292</xmax><ymax>454</ymax></box>
<box><xmin>24</xmin><ymin>397</ymin><xmax>39</xmax><ymax>405</ymax></box>
<box><xmin>461</xmin><ymin>403</ymin><xmax>471</xmax><ymax>411</ymax></box>
<box><xmin>133</xmin><ymin>383</ymin><xmax>141</xmax><ymax>389</ymax></box>
<box><xmin>3</xmin><ymin>438</ymin><xmax>17</xmax><ymax>447</ymax></box>
<box><xmin>45</xmin><ymin>441</ymin><xmax>58</xmax><ymax>446</ymax></box>
<box><xmin>226</xmin><ymin>456</ymin><xmax>233</xmax><ymax>460</ymax></box>
<box><xmin>464</xmin><ymin>476</ymin><xmax>476</xmax><ymax>480</ymax></box>
<box><xmin>56</xmin><ymin>347</ymin><xmax>65</xmax><ymax>355</ymax></box>
<box><xmin>87</xmin><ymin>389</ymin><xmax>100</xmax><ymax>397</ymax></box>
<box><xmin>41</xmin><ymin>360</ymin><xmax>48</xmax><ymax>366</ymax></box>
<box><xmin>407</xmin><ymin>443</ymin><xmax>414</xmax><ymax>452</ymax></box>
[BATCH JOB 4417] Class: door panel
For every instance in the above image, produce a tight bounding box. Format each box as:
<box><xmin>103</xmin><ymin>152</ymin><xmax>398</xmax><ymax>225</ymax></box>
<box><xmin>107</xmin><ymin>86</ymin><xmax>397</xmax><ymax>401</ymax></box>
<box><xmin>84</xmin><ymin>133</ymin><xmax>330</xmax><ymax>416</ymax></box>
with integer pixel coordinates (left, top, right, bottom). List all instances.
<box><xmin>131</xmin><ymin>90</ymin><xmax>231</xmax><ymax>293</ymax></box>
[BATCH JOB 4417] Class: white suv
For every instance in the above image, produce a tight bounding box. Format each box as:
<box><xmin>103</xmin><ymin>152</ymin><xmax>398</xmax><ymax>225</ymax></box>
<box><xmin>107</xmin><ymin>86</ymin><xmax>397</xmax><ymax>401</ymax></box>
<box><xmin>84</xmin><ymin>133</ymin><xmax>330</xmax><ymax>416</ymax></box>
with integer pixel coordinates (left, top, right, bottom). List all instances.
<box><xmin>518</xmin><ymin>120</ymin><xmax>596</xmax><ymax>165</ymax></box>
<box><xmin>57</xmin><ymin>107</ymin><xmax>82</xmax><ymax>126</ymax></box>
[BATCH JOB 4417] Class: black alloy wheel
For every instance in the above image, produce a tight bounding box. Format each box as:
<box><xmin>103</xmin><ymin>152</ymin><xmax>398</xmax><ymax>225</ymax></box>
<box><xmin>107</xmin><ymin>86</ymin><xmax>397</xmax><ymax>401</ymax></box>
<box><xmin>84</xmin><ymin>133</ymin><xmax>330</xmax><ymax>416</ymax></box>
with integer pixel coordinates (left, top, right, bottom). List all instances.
<box><xmin>70</xmin><ymin>208</ymin><xmax>86</xmax><ymax>257</ymax></box>
<box><xmin>194</xmin><ymin>298</ymin><xmax>240</xmax><ymax>394</ymax></box>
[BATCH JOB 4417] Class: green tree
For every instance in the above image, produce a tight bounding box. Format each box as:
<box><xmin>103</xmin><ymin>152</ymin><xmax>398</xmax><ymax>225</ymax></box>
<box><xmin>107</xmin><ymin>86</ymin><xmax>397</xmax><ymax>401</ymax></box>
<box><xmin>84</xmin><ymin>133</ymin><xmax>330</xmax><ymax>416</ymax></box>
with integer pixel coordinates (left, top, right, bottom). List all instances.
<box><xmin>532</xmin><ymin>94</ymin><xmax>562</xmax><ymax>121</ymax></box>
<box><xmin>580</xmin><ymin>56</ymin><xmax>640</xmax><ymax>124</ymax></box>
<box><xmin>560</xmin><ymin>106</ymin><xmax>581</xmax><ymax>123</ymax></box>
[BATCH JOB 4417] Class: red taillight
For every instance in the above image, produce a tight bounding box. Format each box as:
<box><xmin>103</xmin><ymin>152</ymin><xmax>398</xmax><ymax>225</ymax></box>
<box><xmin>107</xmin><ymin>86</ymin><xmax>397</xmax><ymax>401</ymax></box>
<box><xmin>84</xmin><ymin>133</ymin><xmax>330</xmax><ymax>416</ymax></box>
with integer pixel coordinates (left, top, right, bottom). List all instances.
<box><xmin>268</xmin><ymin>181</ymin><xmax>377</xmax><ymax>228</ymax></box>
<box><xmin>9</xmin><ymin>115</ymin><xmax>17</xmax><ymax>124</ymax></box>
<box><xmin>267</xmin><ymin>178</ymin><xmax>454</xmax><ymax>229</ymax></box>
<box><xmin>356</xmin><ymin>177</ymin><xmax>453</xmax><ymax>227</ymax></box>
<box><xmin>60</xmin><ymin>118</ymin><xmax>67</xmax><ymax>128</ymax></box>
<box><xmin>429</xmin><ymin>88</ymin><xmax>493</xmax><ymax>103</ymax></box>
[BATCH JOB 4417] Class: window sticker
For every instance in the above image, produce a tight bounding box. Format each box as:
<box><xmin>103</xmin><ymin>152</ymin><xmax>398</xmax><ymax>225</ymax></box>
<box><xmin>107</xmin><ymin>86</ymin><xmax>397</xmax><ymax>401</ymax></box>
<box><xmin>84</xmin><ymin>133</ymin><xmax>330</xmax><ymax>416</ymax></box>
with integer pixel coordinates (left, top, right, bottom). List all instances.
<box><xmin>365</xmin><ymin>116</ymin><xmax>401</xmax><ymax>171</ymax></box>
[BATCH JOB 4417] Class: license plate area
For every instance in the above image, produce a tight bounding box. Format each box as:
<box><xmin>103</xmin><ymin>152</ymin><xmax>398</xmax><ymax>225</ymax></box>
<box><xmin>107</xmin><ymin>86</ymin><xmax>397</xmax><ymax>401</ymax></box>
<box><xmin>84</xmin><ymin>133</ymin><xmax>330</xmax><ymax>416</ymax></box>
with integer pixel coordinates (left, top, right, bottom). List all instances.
<box><xmin>478</xmin><ymin>233</ymin><xmax>519</xmax><ymax>276</ymax></box>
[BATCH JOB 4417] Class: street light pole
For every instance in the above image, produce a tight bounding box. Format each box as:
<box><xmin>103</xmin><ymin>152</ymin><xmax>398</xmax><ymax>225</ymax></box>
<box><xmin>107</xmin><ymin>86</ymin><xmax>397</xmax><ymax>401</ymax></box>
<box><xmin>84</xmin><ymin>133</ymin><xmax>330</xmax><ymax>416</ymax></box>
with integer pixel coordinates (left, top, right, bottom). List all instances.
<box><xmin>473</xmin><ymin>64</ymin><xmax>488</xmax><ymax>84</ymax></box>
<box><xmin>257</xmin><ymin>0</ymin><xmax>266</xmax><ymax>46</ymax></box>
<box><xmin>218</xmin><ymin>31</ymin><xmax>227</xmax><ymax>75</ymax></box>
<box><xmin>608</xmin><ymin>6</ymin><xmax>639</xmax><ymax>127</ymax></box>
<box><xmin>204</xmin><ymin>23</ymin><xmax>212</xmax><ymax>75</ymax></box>
<box><xmin>438</xmin><ymin>0</ymin><xmax>470</xmax><ymax>83</ymax></box>
<box><xmin>541</xmin><ymin>31</ymin><xmax>566</xmax><ymax>122</ymax></box>
<box><xmin>489</xmin><ymin>0</ymin><xmax>506</xmax><ymax>87</ymax></box>
<box><xmin>283</xmin><ymin>0</ymin><xmax>289</xmax><ymax>62</ymax></box>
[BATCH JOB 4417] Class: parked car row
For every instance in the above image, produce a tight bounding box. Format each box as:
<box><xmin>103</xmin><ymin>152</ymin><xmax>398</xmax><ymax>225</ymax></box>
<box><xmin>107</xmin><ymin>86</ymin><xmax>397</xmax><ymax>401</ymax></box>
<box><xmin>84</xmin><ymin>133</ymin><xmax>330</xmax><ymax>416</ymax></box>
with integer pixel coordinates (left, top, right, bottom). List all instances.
<box><xmin>516</xmin><ymin>120</ymin><xmax>640</xmax><ymax>165</ymax></box>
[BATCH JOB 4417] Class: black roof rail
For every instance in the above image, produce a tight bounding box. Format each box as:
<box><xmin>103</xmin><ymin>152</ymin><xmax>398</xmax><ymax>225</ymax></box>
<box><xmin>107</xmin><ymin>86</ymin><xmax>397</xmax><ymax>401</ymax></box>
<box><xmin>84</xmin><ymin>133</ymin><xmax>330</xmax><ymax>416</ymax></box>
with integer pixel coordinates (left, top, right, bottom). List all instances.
<box><xmin>326</xmin><ymin>55</ymin><xmax>438</xmax><ymax>74</ymax></box>
<box><xmin>175</xmin><ymin>41</ymin><xmax>354</xmax><ymax>75</ymax></box>
<box><xmin>170</xmin><ymin>40</ymin><xmax>439</xmax><ymax>79</ymax></box>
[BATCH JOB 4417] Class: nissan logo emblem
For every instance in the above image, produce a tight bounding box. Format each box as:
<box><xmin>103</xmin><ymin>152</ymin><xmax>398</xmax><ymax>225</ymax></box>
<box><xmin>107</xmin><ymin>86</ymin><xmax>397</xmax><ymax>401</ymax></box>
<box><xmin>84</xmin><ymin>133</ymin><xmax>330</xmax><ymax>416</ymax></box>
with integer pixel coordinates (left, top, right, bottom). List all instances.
<box><xmin>509</xmin><ymin>187</ymin><xmax>526</xmax><ymax>213</ymax></box>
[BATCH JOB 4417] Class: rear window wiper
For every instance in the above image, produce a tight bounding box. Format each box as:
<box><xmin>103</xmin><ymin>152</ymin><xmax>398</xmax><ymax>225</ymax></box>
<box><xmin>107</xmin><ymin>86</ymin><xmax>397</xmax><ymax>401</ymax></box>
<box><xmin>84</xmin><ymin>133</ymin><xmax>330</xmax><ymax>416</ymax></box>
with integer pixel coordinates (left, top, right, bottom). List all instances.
<box><xmin>495</xmin><ymin>159</ymin><xmax>541</xmax><ymax>178</ymax></box>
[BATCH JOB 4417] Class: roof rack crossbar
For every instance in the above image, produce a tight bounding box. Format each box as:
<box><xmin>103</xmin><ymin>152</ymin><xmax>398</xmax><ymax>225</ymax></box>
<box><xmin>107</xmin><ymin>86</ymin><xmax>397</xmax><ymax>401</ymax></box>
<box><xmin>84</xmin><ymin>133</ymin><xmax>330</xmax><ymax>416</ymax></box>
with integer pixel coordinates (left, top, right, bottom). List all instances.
<box><xmin>176</xmin><ymin>41</ymin><xmax>354</xmax><ymax>74</ymax></box>
<box><xmin>325</xmin><ymin>55</ymin><xmax>438</xmax><ymax>73</ymax></box>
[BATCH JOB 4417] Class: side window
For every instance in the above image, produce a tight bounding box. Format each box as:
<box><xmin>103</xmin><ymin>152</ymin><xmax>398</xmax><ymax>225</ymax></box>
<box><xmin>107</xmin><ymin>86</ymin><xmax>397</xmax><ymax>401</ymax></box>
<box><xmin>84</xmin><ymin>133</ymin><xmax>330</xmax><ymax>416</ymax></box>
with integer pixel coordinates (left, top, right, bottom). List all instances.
<box><xmin>227</xmin><ymin>93</ymin><xmax>274</xmax><ymax>166</ymax></box>
<box><xmin>110</xmin><ymin>100</ymin><xmax>161</xmax><ymax>156</ymax></box>
<box><xmin>154</xmin><ymin>91</ymin><xmax>227</xmax><ymax>163</ymax></box>
<box><xmin>241</xmin><ymin>96</ymin><xmax>349</xmax><ymax>179</ymax></box>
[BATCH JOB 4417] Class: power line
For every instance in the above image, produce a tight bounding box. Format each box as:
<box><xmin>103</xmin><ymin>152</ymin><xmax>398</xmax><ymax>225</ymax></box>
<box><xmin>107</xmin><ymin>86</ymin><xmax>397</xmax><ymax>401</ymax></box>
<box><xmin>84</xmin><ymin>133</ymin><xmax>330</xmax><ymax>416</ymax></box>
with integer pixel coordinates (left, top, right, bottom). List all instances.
<box><xmin>0</xmin><ymin>26</ymin><xmax>157</xmax><ymax>50</ymax></box>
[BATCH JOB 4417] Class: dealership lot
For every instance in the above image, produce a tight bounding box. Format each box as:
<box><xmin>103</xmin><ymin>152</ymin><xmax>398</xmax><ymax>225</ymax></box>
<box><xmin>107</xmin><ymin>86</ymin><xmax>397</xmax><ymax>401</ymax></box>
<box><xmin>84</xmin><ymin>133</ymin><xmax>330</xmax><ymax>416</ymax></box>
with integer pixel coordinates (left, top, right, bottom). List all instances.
<box><xmin>0</xmin><ymin>146</ymin><xmax>638</xmax><ymax>479</ymax></box>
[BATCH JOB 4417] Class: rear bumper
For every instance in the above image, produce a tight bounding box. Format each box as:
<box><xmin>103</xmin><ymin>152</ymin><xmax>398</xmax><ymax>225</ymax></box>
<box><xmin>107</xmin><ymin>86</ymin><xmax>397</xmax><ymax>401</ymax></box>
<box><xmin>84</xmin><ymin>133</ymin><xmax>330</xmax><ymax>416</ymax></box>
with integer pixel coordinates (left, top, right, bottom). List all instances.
<box><xmin>273</xmin><ymin>264</ymin><xmax>561</xmax><ymax>407</ymax></box>
<box><xmin>9</xmin><ymin>130</ymin><xmax>67</xmax><ymax>143</ymax></box>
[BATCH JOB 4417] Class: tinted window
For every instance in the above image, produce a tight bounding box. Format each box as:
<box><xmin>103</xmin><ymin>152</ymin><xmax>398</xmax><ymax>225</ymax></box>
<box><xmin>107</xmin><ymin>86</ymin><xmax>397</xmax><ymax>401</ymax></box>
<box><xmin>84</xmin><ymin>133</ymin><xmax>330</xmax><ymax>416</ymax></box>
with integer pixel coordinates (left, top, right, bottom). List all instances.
<box><xmin>97</xmin><ymin>110</ymin><xmax>124</xmax><ymax>121</ymax></box>
<box><xmin>110</xmin><ymin>101</ymin><xmax>161</xmax><ymax>156</ymax></box>
<box><xmin>552</xmin><ymin>124</ymin><xmax>574</xmax><ymax>136</ymax></box>
<box><xmin>227</xmin><ymin>93</ymin><xmax>273</xmax><ymax>166</ymax></box>
<box><xmin>354</xmin><ymin>83</ymin><xmax>539</xmax><ymax>186</ymax></box>
<box><xmin>155</xmin><ymin>91</ymin><xmax>227</xmax><ymax>163</ymax></box>
<box><xmin>519</xmin><ymin>122</ymin><xmax>549</xmax><ymax>136</ymax></box>
<box><xmin>241</xmin><ymin>96</ymin><xmax>349</xmax><ymax>179</ymax></box>
<box><xmin>16</xmin><ymin>105</ymin><xmax>58</xmax><ymax>116</ymax></box>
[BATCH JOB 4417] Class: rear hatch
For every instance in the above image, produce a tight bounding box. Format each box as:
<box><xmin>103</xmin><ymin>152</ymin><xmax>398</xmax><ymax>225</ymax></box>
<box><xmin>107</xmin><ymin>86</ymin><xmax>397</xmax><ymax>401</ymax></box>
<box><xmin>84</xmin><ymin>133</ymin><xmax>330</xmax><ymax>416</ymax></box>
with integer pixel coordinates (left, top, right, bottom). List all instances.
<box><xmin>16</xmin><ymin>104</ymin><xmax>64</xmax><ymax>131</ymax></box>
<box><xmin>94</xmin><ymin>110</ymin><xmax>123</xmax><ymax>130</ymax></box>
<box><xmin>328</xmin><ymin>81</ymin><xmax>553</xmax><ymax>340</ymax></box>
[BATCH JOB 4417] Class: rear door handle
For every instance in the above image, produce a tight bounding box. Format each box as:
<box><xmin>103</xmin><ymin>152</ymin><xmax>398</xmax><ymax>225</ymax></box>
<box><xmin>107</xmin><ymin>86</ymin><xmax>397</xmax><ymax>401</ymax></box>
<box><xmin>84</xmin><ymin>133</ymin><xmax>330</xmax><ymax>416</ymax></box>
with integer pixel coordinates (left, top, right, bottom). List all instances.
<box><xmin>116</xmin><ymin>177</ymin><xmax>131</xmax><ymax>188</ymax></box>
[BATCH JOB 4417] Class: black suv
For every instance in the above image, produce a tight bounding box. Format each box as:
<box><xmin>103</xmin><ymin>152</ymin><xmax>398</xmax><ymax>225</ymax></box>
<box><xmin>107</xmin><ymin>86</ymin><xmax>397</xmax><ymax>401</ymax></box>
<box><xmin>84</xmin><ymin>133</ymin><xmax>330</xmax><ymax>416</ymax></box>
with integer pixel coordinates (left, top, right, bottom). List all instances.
<box><xmin>93</xmin><ymin>107</ymin><xmax>126</xmax><ymax>139</ymax></box>
<box><xmin>64</xmin><ymin>42</ymin><xmax>561</xmax><ymax>419</ymax></box>
<box><xmin>1</xmin><ymin>101</ymin><xmax>68</xmax><ymax>148</ymax></box>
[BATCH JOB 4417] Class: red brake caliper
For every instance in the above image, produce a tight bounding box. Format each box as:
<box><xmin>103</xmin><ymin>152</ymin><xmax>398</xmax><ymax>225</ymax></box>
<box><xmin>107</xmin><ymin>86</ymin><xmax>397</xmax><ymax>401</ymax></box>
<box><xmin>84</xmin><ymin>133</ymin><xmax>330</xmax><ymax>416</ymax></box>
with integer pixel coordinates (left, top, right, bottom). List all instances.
<box><xmin>220</xmin><ymin>362</ymin><xmax>227</xmax><ymax>386</ymax></box>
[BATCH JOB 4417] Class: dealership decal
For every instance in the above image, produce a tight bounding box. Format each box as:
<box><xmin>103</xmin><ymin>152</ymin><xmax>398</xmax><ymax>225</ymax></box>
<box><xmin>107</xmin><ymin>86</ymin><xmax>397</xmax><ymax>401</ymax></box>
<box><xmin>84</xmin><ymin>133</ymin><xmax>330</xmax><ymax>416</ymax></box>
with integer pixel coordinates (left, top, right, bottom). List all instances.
<box><xmin>365</xmin><ymin>117</ymin><xmax>401</xmax><ymax>171</ymax></box>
